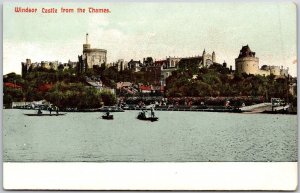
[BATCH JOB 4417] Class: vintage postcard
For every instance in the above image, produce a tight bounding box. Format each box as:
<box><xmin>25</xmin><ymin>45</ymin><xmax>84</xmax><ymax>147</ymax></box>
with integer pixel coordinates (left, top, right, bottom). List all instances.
<box><xmin>2</xmin><ymin>1</ymin><xmax>297</xmax><ymax>190</ymax></box>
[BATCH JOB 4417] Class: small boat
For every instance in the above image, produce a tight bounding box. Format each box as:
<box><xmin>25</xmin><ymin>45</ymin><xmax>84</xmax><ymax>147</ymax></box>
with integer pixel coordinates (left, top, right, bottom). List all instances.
<box><xmin>102</xmin><ymin>114</ymin><xmax>114</xmax><ymax>120</ymax></box>
<box><xmin>24</xmin><ymin>113</ymin><xmax>66</xmax><ymax>116</ymax></box>
<box><xmin>137</xmin><ymin>112</ymin><xmax>158</xmax><ymax>122</ymax></box>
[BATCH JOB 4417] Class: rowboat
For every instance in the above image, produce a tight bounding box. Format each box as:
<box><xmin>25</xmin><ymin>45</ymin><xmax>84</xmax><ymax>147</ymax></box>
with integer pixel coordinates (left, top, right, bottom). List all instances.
<box><xmin>102</xmin><ymin>114</ymin><xmax>114</xmax><ymax>120</ymax></box>
<box><xmin>137</xmin><ymin>112</ymin><xmax>158</xmax><ymax>122</ymax></box>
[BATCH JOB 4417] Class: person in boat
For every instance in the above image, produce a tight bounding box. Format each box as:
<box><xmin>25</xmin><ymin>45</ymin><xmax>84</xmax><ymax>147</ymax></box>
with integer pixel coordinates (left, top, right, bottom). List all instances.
<box><xmin>150</xmin><ymin>107</ymin><xmax>155</xmax><ymax>118</ymax></box>
<box><xmin>141</xmin><ymin>110</ymin><xmax>147</xmax><ymax>118</ymax></box>
<box><xmin>106</xmin><ymin>111</ymin><xmax>110</xmax><ymax>116</ymax></box>
<box><xmin>37</xmin><ymin>108</ymin><xmax>43</xmax><ymax>115</ymax></box>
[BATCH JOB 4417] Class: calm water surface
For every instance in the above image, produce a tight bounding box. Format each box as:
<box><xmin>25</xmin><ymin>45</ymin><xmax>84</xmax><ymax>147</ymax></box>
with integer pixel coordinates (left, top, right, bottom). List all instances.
<box><xmin>3</xmin><ymin>109</ymin><xmax>297</xmax><ymax>162</ymax></box>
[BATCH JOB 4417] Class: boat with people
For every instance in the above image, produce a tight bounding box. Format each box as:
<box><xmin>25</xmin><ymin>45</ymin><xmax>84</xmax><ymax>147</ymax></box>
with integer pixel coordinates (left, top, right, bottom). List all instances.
<box><xmin>102</xmin><ymin>111</ymin><xmax>114</xmax><ymax>120</ymax></box>
<box><xmin>24</xmin><ymin>107</ymin><xmax>65</xmax><ymax>116</ymax></box>
<box><xmin>137</xmin><ymin>108</ymin><xmax>158</xmax><ymax>122</ymax></box>
<box><xmin>102</xmin><ymin>114</ymin><xmax>114</xmax><ymax>119</ymax></box>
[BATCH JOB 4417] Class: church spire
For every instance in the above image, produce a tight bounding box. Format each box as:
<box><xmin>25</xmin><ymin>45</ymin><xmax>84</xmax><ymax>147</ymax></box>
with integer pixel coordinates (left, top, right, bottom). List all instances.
<box><xmin>212</xmin><ymin>51</ymin><xmax>216</xmax><ymax>62</ymax></box>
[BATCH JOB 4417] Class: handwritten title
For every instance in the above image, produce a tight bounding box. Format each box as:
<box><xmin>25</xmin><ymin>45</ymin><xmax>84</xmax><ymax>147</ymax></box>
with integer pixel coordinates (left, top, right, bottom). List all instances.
<box><xmin>15</xmin><ymin>7</ymin><xmax>111</xmax><ymax>14</ymax></box>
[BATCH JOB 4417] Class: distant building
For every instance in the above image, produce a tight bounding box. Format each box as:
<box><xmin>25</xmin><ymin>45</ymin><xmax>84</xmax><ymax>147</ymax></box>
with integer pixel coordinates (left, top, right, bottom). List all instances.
<box><xmin>108</xmin><ymin>59</ymin><xmax>127</xmax><ymax>71</ymax></box>
<box><xmin>202</xmin><ymin>49</ymin><xmax>216</xmax><ymax>67</ymax></box>
<box><xmin>143</xmin><ymin>57</ymin><xmax>155</xmax><ymax>67</ymax></box>
<box><xmin>235</xmin><ymin>45</ymin><xmax>289</xmax><ymax>77</ymax></box>
<box><xmin>58</xmin><ymin>60</ymin><xmax>77</xmax><ymax>71</ymax></box>
<box><xmin>157</xmin><ymin>50</ymin><xmax>217</xmax><ymax>85</ymax></box>
<box><xmin>127</xmin><ymin>59</ymin><xmax>142</xmax><ymax>72</ymax></box>
<box><xmin>117</xmin><ymin>82</ymin><xmax>132</xmax><ymax>89</ymax></box>
<box><xmin>139</xmin><ymin>84</ymin><xmax>152</xmax><ymax>93</ymax></box>
<box><xmin>77</xmin><ymin>33</ymin><xmax>107</xmax><ymax>73</ymax></box>
<box><xmin>21</xmin><ymin>59</ymin><xmax>32</xmax><ymax>77</ymax></box>
<box><xmin>21</xmin><ymin>59</ymin><xmax>70</xmax><ymax>77</ymax></box>
<box><xmin>21</xmin><ymin>58</ymin><xmax>77</xmax><ymax>78</ymax></box>
<box><xmin>85</xmin><ymin>77</ymin><xmax>115</xmax><ymax>94</ymax></box>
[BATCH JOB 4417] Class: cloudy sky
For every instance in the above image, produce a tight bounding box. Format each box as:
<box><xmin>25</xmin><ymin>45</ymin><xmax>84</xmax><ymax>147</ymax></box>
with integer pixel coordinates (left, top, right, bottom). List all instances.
<box><xmin>3</xmin><ymin>2</ymin><xmax>297</xmax><ymax>76</ymax></box>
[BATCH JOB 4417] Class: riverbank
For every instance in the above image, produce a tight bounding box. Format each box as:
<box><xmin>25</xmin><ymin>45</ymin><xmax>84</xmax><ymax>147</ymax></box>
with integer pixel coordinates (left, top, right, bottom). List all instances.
<box><xmin>10</xmin><ymin>100</ymin><xmax>296</xmax><ymax>115</ymax></box>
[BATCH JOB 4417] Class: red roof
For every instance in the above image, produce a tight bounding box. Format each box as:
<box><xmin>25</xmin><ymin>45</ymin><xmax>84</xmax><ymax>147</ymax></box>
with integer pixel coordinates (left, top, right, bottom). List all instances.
<box><xmin>38</xmin><ymin>84</ymin><xmax>53</xmax><ymax>92</ymax></box>
<box><xmin>4</xmin><ymin>82</ymin><xmax>22</xmax><ymax>89</ymax></box>
<box><xmin>139</xmin><ymin>85</ymin><xmax>152</xmax><ymax>91</ymax></box>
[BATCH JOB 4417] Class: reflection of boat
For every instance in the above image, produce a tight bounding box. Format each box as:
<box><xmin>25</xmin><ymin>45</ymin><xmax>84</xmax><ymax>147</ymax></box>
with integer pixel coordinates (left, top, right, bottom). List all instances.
<box><xmin>99</xmin><ymin>106</ymin><xmax>124</xmax><ymax>112</ymax></box>
<box><xmin>102</xmin><ymin>114</ymin><xmax>114</xmax><ymax>120</ymax></box>
<box><xmin>24</xmin><ymin>113</ymin><xmax>66</xmax><ymax>116</ymax></box>
<box><xmin>137</xmin><ymin>112</ymin><xmax>158</xmax><ymax>122</ymax></box>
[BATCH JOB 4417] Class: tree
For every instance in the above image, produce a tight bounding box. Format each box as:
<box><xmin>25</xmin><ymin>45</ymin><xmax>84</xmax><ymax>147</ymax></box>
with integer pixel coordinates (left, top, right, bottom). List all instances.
<box><xmin>100</xmin><ymin>91</ymin><xmax>117</xmax><ymax>106</ymax></box>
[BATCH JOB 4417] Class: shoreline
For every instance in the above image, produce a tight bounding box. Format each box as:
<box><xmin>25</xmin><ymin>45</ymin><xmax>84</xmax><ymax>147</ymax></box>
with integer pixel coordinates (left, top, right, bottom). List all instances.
<box><xmin>7</xmin><ymin>107</ymin><xmax>297</xmax><ymax>115</ymax></box>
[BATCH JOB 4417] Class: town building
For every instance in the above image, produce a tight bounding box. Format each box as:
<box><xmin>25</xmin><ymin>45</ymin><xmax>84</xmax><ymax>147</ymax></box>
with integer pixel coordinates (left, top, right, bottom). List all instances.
<box><xmin>127</xmin><ymin>59</ymin><xmax>142</xmax><ymax>72</ymax></box>
<box><xmin>108</xmin><ymin>59</ymin><xmax>127</xmax><ymax>71</ymax></box>
<box><xmin>235</xmin><ymin>45</ymin><xmax>289</xmax><ymax>77</ymax></box>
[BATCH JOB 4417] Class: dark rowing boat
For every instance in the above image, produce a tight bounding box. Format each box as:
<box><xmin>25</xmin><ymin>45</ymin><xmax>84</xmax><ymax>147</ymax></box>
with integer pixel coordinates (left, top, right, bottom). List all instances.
<box><xmin>24</xmin><ymin>113</ymin><xmax>66</xmax><ymax>116</ymax></box>
<box><xmin>137</xmin><ymin>112</ymin><xmax>158</xmax><ymax>122</ymax></box>
<box><xmin>102</xmin><ymin>114</ymin><xmax>114</xmax><ymax>120</ymax></box>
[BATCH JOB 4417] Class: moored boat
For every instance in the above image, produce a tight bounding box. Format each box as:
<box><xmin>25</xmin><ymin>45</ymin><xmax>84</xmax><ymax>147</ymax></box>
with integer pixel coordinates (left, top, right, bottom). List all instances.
<box><xmin>24</xmin><ymin>113</ymin><xmax>66</xmax><ymax>116</ymax></box>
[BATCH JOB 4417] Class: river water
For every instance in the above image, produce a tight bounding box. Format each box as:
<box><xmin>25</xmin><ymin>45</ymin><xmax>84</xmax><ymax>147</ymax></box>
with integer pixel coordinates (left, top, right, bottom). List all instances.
<box><xmin>3</xmin><ymin>109</ymin><xmax>297</xmax><ymax>162</ymax></box>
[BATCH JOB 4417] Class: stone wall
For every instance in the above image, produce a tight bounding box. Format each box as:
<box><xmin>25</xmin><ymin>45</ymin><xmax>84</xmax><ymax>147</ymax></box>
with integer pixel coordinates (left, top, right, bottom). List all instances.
<box><xmin>235</xmin><ymin>57</ymin><xmax>259</xmax><ymax>74</ymax></box>
<box><xmin>83</xmin><ymin>49</ymin><xmax>107</xmax><ymax>68</ymax></box>
<box><xmin>269</xmin><ymin>66</ymin><xmax>280</xmax><ymax>76</ymax></box>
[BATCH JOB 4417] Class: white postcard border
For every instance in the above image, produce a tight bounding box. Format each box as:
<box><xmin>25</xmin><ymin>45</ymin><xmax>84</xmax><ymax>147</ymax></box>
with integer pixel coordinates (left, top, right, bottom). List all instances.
<box><xmin>3</xmin><ymin>162</ymin><xmax>298</xmax><ymax>190</ymax></box>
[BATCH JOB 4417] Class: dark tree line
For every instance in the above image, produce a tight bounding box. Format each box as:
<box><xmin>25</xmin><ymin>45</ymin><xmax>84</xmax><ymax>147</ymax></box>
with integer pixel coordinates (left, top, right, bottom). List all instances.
<box><xmin>165</xmin><ymin>65</ymin><xmax>296</xmax><ymax>104</ymax></box>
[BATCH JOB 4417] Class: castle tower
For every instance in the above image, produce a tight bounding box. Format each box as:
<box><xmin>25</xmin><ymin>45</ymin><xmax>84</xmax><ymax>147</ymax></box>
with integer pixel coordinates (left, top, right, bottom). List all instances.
<box><xmin>202</xmin><ymin>49</ymin><xmax>206</xmax><ymax>66</ymax></box>
<box><xmin>81</xmin><ymin>33</ymin><xmax>107</xmax><ymax>70</ymax></box>
<box><xmin>26</xmin><ymin>59</ymin><xmax>31</xmax><ymax>65</ymax></box>
<box><xmin>212</xmin><ymin>51</ymin><xmax>216</xmax><ymax>63</ymax></box>
<box><xmin>83</xmin><ymin>33</ymin><xmax>91</xmax><ymax>51</ymax></box>
<box><xmin>223</xmin><ymin>60</ymin><xmax>227</xmax><ymax>68</ymax></box>
<box><xmin>235</xmin><ymin>45</ymin><xmax>259</xmax><ymax>74</ymax></box>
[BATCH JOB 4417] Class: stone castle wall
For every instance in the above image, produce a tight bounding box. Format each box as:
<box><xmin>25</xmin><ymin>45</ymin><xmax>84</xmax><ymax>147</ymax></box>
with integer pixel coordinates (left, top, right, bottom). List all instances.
<box><xmin>83</xmin><ymin>42</ymin><xmax>107</xmax><ymax>68</ymax></box>
<box><xmin>235</xmin><ymin>57</ymin><xmax>259</xmax><ymax>74</ymax></box>
<box><xmin>269</xmin><ymin>66</ymin><xmax>280</xmax><ymax>76</ymax></box>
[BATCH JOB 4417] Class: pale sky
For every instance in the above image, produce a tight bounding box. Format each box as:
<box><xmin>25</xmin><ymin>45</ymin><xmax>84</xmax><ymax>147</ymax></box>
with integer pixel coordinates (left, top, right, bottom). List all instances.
<box><xmin>3</xmin><ymin>2</ymin><xmax>297</xmax><ymax>76</ymax></box>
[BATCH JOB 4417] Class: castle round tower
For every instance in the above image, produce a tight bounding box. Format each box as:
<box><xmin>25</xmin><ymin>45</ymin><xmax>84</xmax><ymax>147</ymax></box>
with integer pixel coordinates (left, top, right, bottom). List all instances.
<box><xmin>81</xmin><ymin>33</ymin><xmax>107</xmax><ymax>69</ymax></box>
<box><xmin>235</xmin><ymin>45</ymin><xmax>259</xmax><ymax>74</ymax></box>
